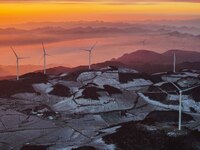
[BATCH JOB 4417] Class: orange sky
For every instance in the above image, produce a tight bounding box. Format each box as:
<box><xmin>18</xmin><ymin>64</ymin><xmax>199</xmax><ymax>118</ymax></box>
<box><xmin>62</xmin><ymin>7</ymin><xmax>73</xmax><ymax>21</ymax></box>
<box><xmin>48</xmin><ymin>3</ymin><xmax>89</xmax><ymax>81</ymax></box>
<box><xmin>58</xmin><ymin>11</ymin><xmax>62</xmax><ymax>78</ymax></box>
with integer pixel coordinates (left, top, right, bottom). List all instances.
<box><xmin>0</xmin><ymin>1</ymin><xmax>200</xmax><ymax>25</ymax></box>
<box><xmin>0</xmin><ymin>0</ymin><xmax>200</xmax><ymax>70</ymax></box>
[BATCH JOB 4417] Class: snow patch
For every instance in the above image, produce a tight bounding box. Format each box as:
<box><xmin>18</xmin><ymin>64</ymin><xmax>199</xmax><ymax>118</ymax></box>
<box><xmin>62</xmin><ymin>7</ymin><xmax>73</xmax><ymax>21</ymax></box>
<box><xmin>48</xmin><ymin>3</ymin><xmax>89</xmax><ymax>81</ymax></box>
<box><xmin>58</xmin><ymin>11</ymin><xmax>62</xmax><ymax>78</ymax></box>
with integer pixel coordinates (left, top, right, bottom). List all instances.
<box><xmin>77</xmin><ymin>71</ymin><xmax>102</xmax><ymax>83</ymax></box>
<box><xmin>154</xmin><ymin>82</ymin><xmax>167</xmax><ymax>87</ymax></box>
<box><xmin>118</xmin><ymin>67</ymin><xmax>139</xmax><ymax>73</ymax></box>
<box><xmin>60</xmin><ymin>73</ymin><xmax>68</xmax><ymax>77</ymax></box>
<box><xmin>138</xmin><ymin>92</ymin><xmax>178</xmax><ymax>110</ymax></box>
<box><xmin>100</xmin><ymin>71</ymin><xmax>119</xmax><ymax>81</ymax></box>
<box><xmin>93</xmin><ymin>138</ymin><xmax>116</xmax><ymax>150</ymax></box>
<box><xmin>120</xmin><ymin>79</ymin><xmax>152</xmax><ymax>90</ymax></box>
<box><xmin>100</xmin><ymin>126</ymin><xmax>121</xmax><ymax>134</ymax></box>
<box><xmin>32</xmin><ymin>83</ymin><xmax>53</xmax><ymax>94</ymax></box>
<box><xmin>93</xmin><ymin>77</ymin><xmax>120</xmax><ymax>89</ymax></box>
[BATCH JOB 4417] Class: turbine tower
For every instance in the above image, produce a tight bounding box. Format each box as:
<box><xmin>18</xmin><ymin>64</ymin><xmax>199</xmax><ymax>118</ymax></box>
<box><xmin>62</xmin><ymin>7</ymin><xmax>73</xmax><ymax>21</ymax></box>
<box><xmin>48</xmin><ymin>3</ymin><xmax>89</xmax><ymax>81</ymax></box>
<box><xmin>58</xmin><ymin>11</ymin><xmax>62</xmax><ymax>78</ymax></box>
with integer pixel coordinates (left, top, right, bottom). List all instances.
<box><xmin>173</xmin><ymin>52</ymin><xmax>176</xmax><ymax>73</ymax></box>
<box><xmin>170</xmin><ymin>82</ymin><xmax>182</xmax><ymax>130</ymax></box>
<box><xmin>11</xmin><ymin>47</ymin><xmax>28</xmax><ymax>81</ymax></box>
<box><xmin>82</xmin><ymin>42</ymin><xmax>97</xmax><ymax>70</ymax></box>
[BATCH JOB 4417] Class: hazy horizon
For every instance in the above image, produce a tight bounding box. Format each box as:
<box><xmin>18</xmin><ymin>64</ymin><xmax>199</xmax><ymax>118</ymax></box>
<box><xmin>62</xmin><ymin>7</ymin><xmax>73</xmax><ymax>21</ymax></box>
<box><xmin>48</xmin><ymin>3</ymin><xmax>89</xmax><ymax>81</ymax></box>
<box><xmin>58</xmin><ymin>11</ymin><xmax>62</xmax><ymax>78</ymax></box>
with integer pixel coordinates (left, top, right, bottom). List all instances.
<box><xmin>0</xmin><ymin>0</ymin><xmax>200</xmax><ymax>69</ymax></box>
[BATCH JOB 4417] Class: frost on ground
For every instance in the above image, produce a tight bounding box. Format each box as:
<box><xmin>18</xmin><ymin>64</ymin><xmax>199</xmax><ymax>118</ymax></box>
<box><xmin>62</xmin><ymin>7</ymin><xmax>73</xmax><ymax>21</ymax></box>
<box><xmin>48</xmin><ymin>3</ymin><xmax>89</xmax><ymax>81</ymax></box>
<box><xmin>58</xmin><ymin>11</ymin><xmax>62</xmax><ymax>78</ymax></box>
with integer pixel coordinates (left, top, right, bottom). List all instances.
<box><xmin>0</xmin><ymin>68</ymin><xmax>200</xmax><ymax>149</ymax></box>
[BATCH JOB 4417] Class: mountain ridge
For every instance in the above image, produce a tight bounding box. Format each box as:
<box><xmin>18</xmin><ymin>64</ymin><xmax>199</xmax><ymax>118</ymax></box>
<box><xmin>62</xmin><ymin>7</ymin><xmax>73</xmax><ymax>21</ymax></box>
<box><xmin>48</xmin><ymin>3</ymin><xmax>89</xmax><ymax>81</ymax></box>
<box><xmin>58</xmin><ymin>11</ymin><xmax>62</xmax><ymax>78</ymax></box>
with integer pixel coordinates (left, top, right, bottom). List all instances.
<box><xmin>115</xmin><ymin>49</ymin><xmax>200</xmax><ymax>65</ymax></box>
<box><xmin>0</xmin><ymin>49</ymin><xmax>200</xmax><ymax>78</ymax></box>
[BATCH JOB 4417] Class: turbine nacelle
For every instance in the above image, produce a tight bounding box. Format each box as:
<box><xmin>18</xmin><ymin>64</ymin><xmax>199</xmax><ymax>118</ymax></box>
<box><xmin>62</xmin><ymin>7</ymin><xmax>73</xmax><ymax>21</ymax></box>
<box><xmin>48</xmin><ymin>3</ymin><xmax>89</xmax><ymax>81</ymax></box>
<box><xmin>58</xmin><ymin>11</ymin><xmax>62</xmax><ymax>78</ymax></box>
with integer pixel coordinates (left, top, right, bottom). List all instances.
<box><xmin>42</xmin><ymin>42</ymin><xmax>52</xmax><ymax>57</ymax></box>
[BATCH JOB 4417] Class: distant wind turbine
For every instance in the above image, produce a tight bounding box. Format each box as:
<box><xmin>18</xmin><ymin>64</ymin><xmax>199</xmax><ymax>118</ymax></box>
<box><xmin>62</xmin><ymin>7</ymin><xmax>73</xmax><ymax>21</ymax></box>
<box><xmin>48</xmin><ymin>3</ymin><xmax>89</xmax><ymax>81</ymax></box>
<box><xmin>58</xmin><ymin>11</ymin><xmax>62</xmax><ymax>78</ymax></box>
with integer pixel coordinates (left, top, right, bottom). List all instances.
<box><xmin>11</xmin><ymin>47</ymin><xmax>29</xmax><ymax>81</ymax></box>
<box><xmin>82</xmin><ymin>42</ymin><xmax>98</xmax><ymax>70</ymax></box>
<box><xmin>138</xmin><ymin>39</ymin><xmax>146</xmax><ymax>48</ymax></box>
<box><xmin>142</xmin><ymin>39</ymin><xmax>146</xmax><ymax>47</ymax></box>
<box><xmin>42</xmin><ymin>42</ymin><xmax>52</xmax><ymax>74</ymax></box>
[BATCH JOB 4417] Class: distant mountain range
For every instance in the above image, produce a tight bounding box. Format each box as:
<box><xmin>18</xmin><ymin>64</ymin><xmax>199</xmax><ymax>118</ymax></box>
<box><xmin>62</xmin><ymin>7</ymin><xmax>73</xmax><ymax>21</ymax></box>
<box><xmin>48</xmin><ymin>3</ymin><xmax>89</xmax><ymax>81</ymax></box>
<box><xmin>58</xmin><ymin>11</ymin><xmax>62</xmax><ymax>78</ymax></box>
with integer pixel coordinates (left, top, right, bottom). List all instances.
<box><xmin>1</xmin><ymin>26</ymin><xmax>199</xmax><ymax>37</ymax></box>
<box><xmin>0</xmin><ymin>49</ymin><xmax>200</xmax><ymax>79</ymax></box>
<box><xmin>44</xmin><ymin>49</ymin><xmax>200</xmax><ymax>74</ymax></box>
<box><xmin>7</xmin><ymin>20</ymin><xmax>200</xmax><ymax>34</ymax></box>
<box><xmin>115</xmin><ymin>49</ymin><xmax>200</xmax><ymax>65</ymax></box>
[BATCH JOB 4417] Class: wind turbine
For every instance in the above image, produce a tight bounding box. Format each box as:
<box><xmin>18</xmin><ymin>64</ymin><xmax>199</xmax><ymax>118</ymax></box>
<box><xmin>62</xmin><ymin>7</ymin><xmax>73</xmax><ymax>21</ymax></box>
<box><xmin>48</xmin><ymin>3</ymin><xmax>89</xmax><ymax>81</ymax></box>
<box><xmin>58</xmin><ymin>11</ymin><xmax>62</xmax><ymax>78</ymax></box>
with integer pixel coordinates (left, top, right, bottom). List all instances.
<box><xmin>11</xmin><ymin>47</ymin><xmax>28</xmax><ymax>81</ymax></box>
<box><xmin>170</xmin><ymin>82</ymin><xmax>200</xmax><ymax>130</ymax></box>
<box><xmin>142</xmin><ymin>39</ymin><xmax>146</xmax><ymax>48</ymax></box>
<box><xmin>82</xmin><ymin>42</ymin><xmax>98</xmax><ymax>70</ymax></box>
<box><xmin>42</xmin><ymin>42</ymin><xmax>51</xmax><ymax>75</ymax></box>
<box><xmin>173</xmin><ymin>52</ymin><xmax>176</xmax><ymax>73</ymax></box>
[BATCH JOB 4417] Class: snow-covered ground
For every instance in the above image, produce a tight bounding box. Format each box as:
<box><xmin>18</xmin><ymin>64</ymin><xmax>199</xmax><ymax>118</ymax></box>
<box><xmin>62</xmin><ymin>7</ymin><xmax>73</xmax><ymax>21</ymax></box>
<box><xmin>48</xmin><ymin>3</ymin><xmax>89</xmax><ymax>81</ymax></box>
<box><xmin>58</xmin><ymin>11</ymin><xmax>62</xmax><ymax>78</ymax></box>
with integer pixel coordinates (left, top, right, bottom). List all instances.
<box><xmin>162</xmin><ymin>72</ymin><xmax>200</xmax><ymax>82</ymax></box>
<box><xmin>33</xmin><ymin>83</ymin><xmax>53</xmax><ymax>94</ymax></box>
<box><xmin>119</xmin><ymin>79</ymin><xmax>152</xmax><ymax>90</ymax></box>
<box><xmin>53</xmin><ymin>92</ymin><xmax>135</xmax><ymax>114</ymax></box>
<box><xmin>0</xmin><ymin>68</ymin><xmax>200</xmax><ymax>149</ymax></box>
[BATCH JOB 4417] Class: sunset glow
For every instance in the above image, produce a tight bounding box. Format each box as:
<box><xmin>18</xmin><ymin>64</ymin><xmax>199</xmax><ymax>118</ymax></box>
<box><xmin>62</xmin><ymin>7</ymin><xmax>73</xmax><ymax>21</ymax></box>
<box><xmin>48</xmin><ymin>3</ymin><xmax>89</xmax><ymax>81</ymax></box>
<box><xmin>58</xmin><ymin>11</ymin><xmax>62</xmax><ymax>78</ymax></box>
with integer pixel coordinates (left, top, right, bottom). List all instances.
<box><xmin>0</xmin><ymin>2</ymin><xmax>200</xmax><ymax>25</ymax></box>
<box><xmin>0</xmin><ymin>0</ymin><xmax>200</xmax><ymax>74</ymax></box>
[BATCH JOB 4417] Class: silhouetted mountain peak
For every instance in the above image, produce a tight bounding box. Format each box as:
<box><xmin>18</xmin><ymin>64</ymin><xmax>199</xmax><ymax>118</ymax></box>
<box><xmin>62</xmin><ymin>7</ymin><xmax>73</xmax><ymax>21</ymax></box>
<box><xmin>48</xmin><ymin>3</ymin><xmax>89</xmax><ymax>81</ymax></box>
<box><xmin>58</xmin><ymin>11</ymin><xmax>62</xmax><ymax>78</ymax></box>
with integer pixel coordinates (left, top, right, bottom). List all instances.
<box><xmin>133</xmin><ymin>50</ymin><xmax>160</xmax><ymax>55</ymax></box>
<box><xmin>115</xmin><ymin>49</ymin><xmax>200</xmax><ymax>66</ymax></box>
<box><xmin>117</xmin><ymin>50</ymin><xmax>162</xmax><ymax>64</ymax></box>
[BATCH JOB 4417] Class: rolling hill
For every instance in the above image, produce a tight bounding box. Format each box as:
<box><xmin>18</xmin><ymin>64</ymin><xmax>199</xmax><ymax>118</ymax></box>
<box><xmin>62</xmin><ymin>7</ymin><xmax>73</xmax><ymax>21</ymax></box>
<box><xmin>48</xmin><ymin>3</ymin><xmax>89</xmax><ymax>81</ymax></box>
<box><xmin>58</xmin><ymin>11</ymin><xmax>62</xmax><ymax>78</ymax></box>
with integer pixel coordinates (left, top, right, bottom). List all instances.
<box><xmin>115</xmin><ymin>49</ymin><xmax>200</xmax><ymax>65</ymax></box>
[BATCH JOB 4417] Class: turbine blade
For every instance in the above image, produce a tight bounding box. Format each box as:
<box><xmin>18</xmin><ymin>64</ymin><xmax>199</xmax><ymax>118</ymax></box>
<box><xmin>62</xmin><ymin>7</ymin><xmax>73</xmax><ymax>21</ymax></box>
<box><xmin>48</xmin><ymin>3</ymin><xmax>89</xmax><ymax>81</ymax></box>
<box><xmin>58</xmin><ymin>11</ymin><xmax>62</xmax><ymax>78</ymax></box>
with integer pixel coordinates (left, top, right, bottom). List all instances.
<box><xmin>81</xmin><ymin>48</ymin><xmax>90</xmax><ymax>52</ymax></box>
<box><xmin>10</xmin><ymin>46</ymin><xmax>18</xmax><ymax>58</ymax></box>
<box><xmin>170</xmin><ymin>82</ymin><xmax>181</xmax><ymax>91</ymax></box>
<box><xmin>42</xmin><ymin>42</ymin><xmax>46</xmax><ymax>54</ymax></box>
<box><xmin>90</xmin><ymin>41</ymin><xmax>98</xmax><ymax>51</ymax></box>
<box><xmin>182</xmin><ymin>84</ymin><xmax>200</xmax><ymax>92</ymax></box>
<box><xmin>46</xmin><ymin>54</ymin><xmax>55</xmax><ymax>57</ymax></box>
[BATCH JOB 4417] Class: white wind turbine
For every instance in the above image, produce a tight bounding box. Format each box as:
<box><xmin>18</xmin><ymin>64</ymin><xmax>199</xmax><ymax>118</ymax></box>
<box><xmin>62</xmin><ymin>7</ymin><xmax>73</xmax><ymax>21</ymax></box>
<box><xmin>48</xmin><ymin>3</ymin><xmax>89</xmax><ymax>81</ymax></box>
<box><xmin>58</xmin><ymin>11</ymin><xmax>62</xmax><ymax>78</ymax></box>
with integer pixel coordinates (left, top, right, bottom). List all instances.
<box><xmin>82</xmin><ymin>42</ymin><xmax>98</xmax><ymax>70</ymax></box>
<box><xmin>170</xmin><ymin>82</ymin><xmax>200</xmax><ymax>130</ymax></box>
<box><xmin>42</xmin><ymin>42</ymin><xmax>52</xmax><ymax>75</ymax></box>
<box><xmin>11</xmin><ymin>47</ymin><xmax>29</xmax><ymax>81</ymax></box>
